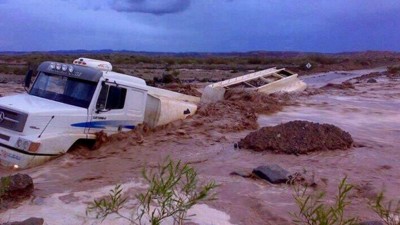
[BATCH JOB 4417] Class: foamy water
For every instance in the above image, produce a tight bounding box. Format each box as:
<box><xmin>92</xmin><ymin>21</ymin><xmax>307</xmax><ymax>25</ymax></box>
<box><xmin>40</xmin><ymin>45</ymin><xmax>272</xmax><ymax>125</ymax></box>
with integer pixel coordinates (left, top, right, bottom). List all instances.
<box><xmin>0</xmin><ymin>180</ymin><xmax>234</xmax><ymax>225</ymax></box>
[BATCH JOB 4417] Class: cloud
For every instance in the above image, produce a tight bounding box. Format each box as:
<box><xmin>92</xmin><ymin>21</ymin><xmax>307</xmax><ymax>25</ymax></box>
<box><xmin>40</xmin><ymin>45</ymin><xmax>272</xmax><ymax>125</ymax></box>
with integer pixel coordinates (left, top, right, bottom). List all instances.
<box><xmin>111</xmin><ymin>0</ymin><xmax>191</xmax><ymax>15</ymax></box>
<box><xmin>1</xmin><ymin>0</ymin><xmax>399</xmax><ymax>52</ymax></box>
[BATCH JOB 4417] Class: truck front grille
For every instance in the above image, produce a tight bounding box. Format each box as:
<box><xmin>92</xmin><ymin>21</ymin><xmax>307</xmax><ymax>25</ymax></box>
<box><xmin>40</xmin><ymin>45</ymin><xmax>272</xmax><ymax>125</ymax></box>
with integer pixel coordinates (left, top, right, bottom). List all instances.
<box><xmin>0</xmin><ymin>107</ymin><xmax>27</xmax><ymax>132</ymax></box>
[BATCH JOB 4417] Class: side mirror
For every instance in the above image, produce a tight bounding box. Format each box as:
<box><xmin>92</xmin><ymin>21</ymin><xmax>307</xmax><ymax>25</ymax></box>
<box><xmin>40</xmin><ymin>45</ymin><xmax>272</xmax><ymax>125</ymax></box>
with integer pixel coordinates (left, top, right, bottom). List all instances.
<box><xmin>95</xmin><ymin>105</ymin><xmax>105</xmax><ymax>114</ymax></box>
<box><xmin>24</xmin><ymin>69</ymin><xmax>33</xmax><ymax>88</ymax></box>
<box><xmin>95</xmin><ymin>103</ymin><xmax>109</xmax><ymax>114</ymax></box>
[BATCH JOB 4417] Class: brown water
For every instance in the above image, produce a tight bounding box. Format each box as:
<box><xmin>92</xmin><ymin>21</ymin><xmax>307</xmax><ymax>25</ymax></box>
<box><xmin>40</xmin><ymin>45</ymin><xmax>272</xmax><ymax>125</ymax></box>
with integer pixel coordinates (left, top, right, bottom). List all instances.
<box><xmin>1</xmin><ymin>69</ymin><xmax>399</xmax><ymax>224</ymax></box>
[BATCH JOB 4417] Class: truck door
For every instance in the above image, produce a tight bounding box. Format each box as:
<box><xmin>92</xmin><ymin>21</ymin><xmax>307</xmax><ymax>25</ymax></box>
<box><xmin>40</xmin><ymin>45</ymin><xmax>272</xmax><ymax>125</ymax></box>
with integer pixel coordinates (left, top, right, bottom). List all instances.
<box><xmin>87</xmin><ymin>82</ymin><xmax>131</xmax><ymax>134</ymax></box>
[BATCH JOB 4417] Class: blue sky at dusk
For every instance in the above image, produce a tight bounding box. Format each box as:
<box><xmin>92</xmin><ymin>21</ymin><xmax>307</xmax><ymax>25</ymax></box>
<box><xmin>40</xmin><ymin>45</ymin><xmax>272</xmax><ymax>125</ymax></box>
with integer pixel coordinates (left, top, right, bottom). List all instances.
<box><xmin>0</xmin><ymin>0</ymin><xmax>399</xmax><ymax>52</ymax></box>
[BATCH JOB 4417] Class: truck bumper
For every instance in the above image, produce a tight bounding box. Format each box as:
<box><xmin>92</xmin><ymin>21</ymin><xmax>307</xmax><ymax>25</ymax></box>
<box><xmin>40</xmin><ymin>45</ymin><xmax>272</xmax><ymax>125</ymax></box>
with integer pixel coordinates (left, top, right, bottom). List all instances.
<box><xmin>0</xmin><ymin>144</ymin><xmax>55</xmax><ymax>169</ymax></box>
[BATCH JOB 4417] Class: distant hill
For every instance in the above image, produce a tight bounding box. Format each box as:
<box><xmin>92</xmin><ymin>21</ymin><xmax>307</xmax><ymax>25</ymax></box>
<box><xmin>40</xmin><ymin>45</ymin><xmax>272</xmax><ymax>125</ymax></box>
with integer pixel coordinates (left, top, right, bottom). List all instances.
<box><xmin>1</xmin><ymin>50</ymin><xmax>399</xmax><ymax>58</ymax></box>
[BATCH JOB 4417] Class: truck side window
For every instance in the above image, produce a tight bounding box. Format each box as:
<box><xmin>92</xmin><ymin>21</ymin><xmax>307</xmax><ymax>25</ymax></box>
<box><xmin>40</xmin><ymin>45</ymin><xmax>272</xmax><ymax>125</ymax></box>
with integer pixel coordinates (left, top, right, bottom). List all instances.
<box><xmin>96</xmin><ymin>85</ymin><xmax>127</xmax><ymax>110</ymax></box>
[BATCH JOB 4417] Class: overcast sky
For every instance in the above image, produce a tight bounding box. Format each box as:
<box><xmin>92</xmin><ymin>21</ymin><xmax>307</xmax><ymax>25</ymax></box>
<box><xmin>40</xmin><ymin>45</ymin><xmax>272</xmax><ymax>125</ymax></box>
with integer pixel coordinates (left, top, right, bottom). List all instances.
<box><xmin>0</xmin><ymin>0</ymin><xmax>399</xmax><ymax>53</ymax></box>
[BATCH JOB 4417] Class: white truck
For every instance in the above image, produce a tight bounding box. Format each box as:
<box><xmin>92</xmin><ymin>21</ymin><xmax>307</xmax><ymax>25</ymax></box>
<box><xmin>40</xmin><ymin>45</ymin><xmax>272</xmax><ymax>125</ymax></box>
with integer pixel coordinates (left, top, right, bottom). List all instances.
<box><xmin>0</xmin><ymin>58</ymin><xmax>199</xmax><ymax>169</ymax></box>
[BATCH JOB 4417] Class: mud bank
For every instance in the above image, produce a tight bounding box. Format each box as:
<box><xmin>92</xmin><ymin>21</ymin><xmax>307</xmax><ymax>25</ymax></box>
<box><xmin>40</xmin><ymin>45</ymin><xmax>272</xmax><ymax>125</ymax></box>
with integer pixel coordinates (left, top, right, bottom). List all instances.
<box><xmin>192</xmin><ymin>91</ymin><xmax>290</xmax><ymax>132</ymax></box>
<box><xmin>238</xmin><ymin>120</ymin><xmax>353</xmax><ymax>154</ymax></box>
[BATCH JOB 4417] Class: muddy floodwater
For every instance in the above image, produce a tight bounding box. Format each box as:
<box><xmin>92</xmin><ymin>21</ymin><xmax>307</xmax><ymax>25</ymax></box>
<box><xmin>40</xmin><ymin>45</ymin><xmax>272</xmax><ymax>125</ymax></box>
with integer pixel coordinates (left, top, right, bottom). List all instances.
<box><xmin>1</xmin><ymin>68</ymin><xmax>399</xmax><ymax>224</ymax></box>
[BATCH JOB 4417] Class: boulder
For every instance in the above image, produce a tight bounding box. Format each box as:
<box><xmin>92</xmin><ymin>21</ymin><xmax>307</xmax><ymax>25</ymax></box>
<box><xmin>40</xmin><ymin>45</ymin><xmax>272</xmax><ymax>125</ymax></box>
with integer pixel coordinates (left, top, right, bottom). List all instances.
<box><xmin>367</xmin><ymin>78</ymin><xmax>377</xmax><ymax>83</ymax></box>
<box><xmin>252</xmin><ymin>165</ymin><xmax>289</xmax><ymax>184</ymax></box>
<box><xmin>2</xmin><ymin>217</ymin><xmax>44</xmax><ymax>225</ymax></box>
<box><xmin>3</xmin><ymin>173</ymin><xmax>33</xmax><ymax>200</ymax></box>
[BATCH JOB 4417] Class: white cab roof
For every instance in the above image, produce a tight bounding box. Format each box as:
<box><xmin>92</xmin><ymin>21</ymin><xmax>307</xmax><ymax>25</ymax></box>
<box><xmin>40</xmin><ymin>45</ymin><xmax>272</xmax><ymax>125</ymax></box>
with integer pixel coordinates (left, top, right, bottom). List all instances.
<box><xmin>103</xmin><ymin>71</ymin><xmax>147</xmax><ymax>88</ymax></box>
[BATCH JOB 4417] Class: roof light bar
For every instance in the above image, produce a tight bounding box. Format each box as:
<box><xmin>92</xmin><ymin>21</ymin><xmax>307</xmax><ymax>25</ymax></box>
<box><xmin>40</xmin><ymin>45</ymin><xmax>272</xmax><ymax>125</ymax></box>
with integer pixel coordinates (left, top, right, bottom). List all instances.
<box><xmin>73</xmin><ymin>58</ymin><xmax>112</xmax><ymax>71</ymax></box>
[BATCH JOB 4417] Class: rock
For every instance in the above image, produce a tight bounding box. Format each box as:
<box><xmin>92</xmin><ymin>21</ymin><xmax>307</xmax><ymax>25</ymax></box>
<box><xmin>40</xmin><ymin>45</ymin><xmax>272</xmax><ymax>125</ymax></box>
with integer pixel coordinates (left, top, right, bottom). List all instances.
<box><xmin>358</xmin><ymin>221</ymin><xmax>384</xmax><ymax>225</ymax></box>
<box><xmin>2</xmin><ymin>217</ymin><xmax>44</xmax><ymax>225</ymax></box>
<box><xmin>367</xmin><ymin>78</ymin><xmax>377</xmax><ymax>83</ymax></box>
<box><xmin>252</xmin><ymin>165</ymin><xmax>289</xmax><ymax>184</ymax></box>
<box><xmin>3</xmin><ymin>173</ymin><xmax>33</xmax><ymax>200</ymax></box>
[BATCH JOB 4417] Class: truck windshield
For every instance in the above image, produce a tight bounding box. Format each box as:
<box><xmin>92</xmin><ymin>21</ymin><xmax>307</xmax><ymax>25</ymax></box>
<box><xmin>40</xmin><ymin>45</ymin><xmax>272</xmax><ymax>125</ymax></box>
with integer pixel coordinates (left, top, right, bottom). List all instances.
<box><xmin>29</xmin><ymin>72</ymin><xmax>97</xmax><ymax>108</ymax></box>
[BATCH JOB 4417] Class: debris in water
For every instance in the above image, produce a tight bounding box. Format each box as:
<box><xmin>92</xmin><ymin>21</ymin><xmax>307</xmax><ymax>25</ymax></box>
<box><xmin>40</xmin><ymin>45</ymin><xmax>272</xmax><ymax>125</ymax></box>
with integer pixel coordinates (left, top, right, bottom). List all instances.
<box><xmin>322</xmin><ymin>81</ymin><xmax>355</xmax><ymax>90</ymax></box>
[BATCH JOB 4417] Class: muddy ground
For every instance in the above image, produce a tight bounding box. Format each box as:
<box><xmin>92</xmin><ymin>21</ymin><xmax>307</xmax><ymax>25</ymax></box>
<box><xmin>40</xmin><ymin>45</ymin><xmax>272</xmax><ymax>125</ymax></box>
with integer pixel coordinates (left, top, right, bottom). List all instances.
<box><xmin>0</xmin><ymin>67</ymin><xmax>399</xmax><ymax>224</ymax></box>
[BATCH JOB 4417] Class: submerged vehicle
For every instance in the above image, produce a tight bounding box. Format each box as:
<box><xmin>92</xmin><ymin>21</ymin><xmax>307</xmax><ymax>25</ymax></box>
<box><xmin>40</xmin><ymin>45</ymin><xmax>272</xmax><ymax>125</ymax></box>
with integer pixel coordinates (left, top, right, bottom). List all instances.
<box><xmin>0</xmin><ymin>58</ymin><xmax>199</xmax><ymax>169</ymax></box>
<box><xmin>0</xmin><ymin>58</ymin><xmax>305</xmax><ymax>169</ymax></box>
<box><xmin>201</xmin><ymin>67</ymin><xmax>306</xmax><ymax>103</ymax></box>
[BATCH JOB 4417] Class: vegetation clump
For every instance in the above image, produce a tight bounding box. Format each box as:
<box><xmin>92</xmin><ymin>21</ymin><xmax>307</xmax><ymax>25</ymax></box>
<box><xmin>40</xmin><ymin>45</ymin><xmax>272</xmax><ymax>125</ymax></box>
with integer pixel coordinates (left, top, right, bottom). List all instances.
<box><xmin>370</xmin><ymin>192</ymin><xmax>400</xmax><ymax>225</ymax></box>
<box><xmin>290</xmin><ymin>177</ymin><xmax>359</xmax><ymax>225</ymax></box>
<box><xmin>87</xmin><ymin>157</ymin><xmax>218</xmax><ymax>225</ymax></box>
<box><xmin>0</xmin><ymin>176</ymin><xmax>10</xmax><ymax>202</ymax></box>
<box><xmin>387</xmin><ymin>65</ymin><xmax>400</xmax><ymax>74</ymax></box>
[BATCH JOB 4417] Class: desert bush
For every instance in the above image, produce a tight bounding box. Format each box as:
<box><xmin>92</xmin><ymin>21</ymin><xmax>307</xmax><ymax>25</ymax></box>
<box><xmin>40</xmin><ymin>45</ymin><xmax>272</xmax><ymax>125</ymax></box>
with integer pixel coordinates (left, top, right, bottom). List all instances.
<box><xmin>176</xmin><ymin>58</ymin><xmax>193</xmax><ymax>65</ymax></box>
<box><xmin>247</xmin><ymin>58</ymin><xmax>263</xmax><ymax>65</ymax></box>
<box><xmin>136</xmin><ymin>56</ymin><xmax>156</xmax><ymax>64</ymax></box>
<box><xmin>308</xmin><ymin>55</ymin><xmax>340</xmax><ymax>65</ymax></box>
<box><xmin>171</xmin><ymin>70</ymin><xmax>180</xmax><ymax>77</ymax></box>
<box><xmin>87</xmin><ymin>158</ymin><xmax>218</xmax><ymax>225</ymax></box>
<box><xmin>205</xmin><ymin>57</ymin><xmax>228</xmax><ymax>65</ymax></box>
<box><xmin>0</xmin><ymin>65</ymin><xmax>11</xmax><ymax>74</ymax></box>
<box><xmin>113</xmin><ymin>57</ymin><xmax>126</xmax><ymax>65</ymax></box>
<box><xmin>369</xmin><ymin>192</ymin><xmax>400</xmax><ymax>225</ymax></box>
<box><xmin>112</xmin><ymin>66</ymin><xmax>125</xmax><ymax>74</ymax></box>
<box><xmin>355</xmin><ymin>59</ymin><xmax>371</xmax><ymax>66</ymax></box>
<box><xmin>387</xmin><ymin>65</ymin><xmax>400</xmax><ymax>74</ymax></box>
<box><xmin>290</xmin><ymin>177</ymin><xmax>359</xmax><ymax>225</ymax></box>
<box><xmin>12</xmin><ymin>66</ymin><xmax>28</xmax><ymax>75</ymax></box>
<box><xmin>161</xmin><ymin>73</ymin><xmax>175</xmax><ymax>83</ymax></box>
<box><xmin>0</xmin><ymin>176</ymin><xmax>10</xmax><ymax>203</ymax></box>
<box><xmin>163</xmin><ymin>58</ymin><xmax>177</xmax><ymax>65</ymax></box>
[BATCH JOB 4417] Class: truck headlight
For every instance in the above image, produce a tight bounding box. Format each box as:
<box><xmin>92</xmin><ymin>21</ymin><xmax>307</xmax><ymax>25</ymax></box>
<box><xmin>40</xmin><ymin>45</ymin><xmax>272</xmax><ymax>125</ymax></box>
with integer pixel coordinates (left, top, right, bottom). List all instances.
<box><xmin>15</xmin><ymin>138</ymin><xmax>40</xmax><ymax>152</ymax></box>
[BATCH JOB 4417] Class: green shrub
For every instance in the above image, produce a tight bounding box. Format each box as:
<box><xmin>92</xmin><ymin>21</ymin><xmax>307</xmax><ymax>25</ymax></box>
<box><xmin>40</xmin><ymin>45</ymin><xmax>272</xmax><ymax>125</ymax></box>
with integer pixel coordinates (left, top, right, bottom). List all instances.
<box><xmin>290</xmin><ymin>177</ymin><xmax>359</xmax><ymax>225</ymax></box>
<box><xmin>87</xmin><ymin>158</ymin><xmax>218</xmax><ymax>225</ymax></box>
<box><xmin>370</xmin><ymin>192</ymin><xmax>400</xmax><ymax>225</ymax></box>
<box><xmin>0</xmin><ymin>176</ymin><xmax>10</xmax><ymax>203</ymax></box>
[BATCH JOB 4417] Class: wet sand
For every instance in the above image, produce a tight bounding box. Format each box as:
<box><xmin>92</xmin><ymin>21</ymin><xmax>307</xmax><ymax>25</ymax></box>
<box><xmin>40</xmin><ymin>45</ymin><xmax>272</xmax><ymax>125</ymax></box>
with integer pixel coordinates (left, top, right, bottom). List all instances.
<box><xmin>0</xmin><ymin>68</ymin><xmax>399</xmax><ymax>224</ymax></box>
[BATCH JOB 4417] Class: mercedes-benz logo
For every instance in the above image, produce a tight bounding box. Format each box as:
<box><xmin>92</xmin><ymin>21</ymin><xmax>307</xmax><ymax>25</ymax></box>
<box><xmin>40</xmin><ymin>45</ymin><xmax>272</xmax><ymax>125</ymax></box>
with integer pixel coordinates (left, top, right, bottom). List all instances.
<box><xmin>0</xmin><ymin>111</ymin><xmax>5</xmax><ymax>123</ymax></box>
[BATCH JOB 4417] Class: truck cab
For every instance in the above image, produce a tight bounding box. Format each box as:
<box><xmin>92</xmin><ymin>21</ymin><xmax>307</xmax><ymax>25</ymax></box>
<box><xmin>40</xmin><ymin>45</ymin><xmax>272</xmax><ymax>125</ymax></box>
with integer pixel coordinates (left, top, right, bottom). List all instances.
<box><xmin>0</xmin><ymin>58</ymin><xmax>164</xmax><ymax>169</ymax></box>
